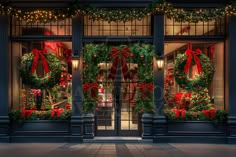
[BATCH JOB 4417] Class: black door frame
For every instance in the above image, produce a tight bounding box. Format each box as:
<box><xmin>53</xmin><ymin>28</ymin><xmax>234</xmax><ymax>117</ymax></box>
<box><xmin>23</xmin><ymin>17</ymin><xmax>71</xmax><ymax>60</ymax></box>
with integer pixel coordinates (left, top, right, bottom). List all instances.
<box><xmin>95</xmin><ymin>61</ymin><xmax>142</xmax><ymax>136</ymax></box>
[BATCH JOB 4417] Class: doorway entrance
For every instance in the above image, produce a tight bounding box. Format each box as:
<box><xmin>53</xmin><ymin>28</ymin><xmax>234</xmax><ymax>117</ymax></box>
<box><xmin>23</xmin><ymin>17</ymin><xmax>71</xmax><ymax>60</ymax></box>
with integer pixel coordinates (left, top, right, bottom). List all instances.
<box><xmin>95</xmin><ymin>62</ymin><xmax>141</xmax><ymax>136</ymax></box>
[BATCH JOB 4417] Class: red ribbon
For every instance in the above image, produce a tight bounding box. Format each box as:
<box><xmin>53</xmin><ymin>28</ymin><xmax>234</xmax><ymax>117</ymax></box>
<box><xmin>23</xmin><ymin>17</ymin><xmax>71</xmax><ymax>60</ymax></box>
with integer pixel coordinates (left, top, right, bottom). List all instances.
<box><xmin>202</xmin><ymin>109</ymin><xmax>216</xmax><ymax>119</ymax></box>
<box><xmin>21</xmin><ymin>109</ymin><xmax>34</xmax><ymax>118</ymax></box>
<box><xmin>172</xmin><ymin>109</ymin><xmax>185</xmax><ymax>118</ymax></box>
<box><xmin>31</xmin><ymin>49</ymin><xmax>50</xmax><ymax>74</ymax></box>
<box><xmin>83</xmin><ymin>82</ymin><xmax>99</xmax><ymax>98</ymax></box>
<box><xmin>109</xmin><ymin>47</ymin><xmax>130</xmax><ymax>80</ymax></box>
<box><xmin>50</xmin><ymin>108</ymin><xmax>65</xmax><ymax>117</ymax></box>
<box><xmin>31</xmin><ymin>89</ymin><xmax>41</xmax><ymax>97</ymax></box>
<box><xmin>139</xmin><ymin>82</ymin><xmax>154</xmax><ymax>98</ymax></box>
<box><xmin>184</xmin><ymin>44</ymin><xmax>203</xmax><ymax>74</ymax></box>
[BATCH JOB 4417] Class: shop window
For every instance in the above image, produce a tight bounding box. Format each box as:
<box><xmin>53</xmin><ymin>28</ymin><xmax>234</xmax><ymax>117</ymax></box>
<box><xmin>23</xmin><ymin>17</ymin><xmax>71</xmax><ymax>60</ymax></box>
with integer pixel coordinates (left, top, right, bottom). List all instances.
<box><xmin>11</xmin><ymin>18</ymin><xmax>72</xmax><ymax>36</ymax></box>
<box><xmin>83</xmin><ymin>16</ymin><xmax>151</xmax><ymax>36</ymax></box>
<box><xmin>164</xmin><ymin>42</ymin><xmax>224</xmax><ymax>112</ymax></box>
<box><xmin>164</xmin><ymin>16</ymin><xmax>225</xmax><ymax>36</ymax></box>
<box><xmin>10</xmin><ymin>40</ymin><xmax>72</xmax><ymax>118</ymax></box>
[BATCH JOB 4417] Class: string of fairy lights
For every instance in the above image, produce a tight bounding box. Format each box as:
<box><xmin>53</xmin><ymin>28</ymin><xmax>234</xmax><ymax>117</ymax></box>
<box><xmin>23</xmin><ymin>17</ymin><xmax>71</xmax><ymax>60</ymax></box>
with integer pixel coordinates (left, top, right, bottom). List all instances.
<box><xmin>1</xmin><ymin>0</ymin><xmax>236</xmax><ymax>24</ymax></box>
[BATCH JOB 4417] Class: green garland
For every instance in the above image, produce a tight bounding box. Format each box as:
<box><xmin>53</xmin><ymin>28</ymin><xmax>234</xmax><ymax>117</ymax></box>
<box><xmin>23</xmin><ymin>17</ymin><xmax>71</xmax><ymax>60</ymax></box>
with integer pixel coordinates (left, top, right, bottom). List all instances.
<box><xmin>82</xmin><ymin>43</ymin><xmax>154</xmax><ymax>113</ymax></box>
<box><xmin>174</xmin><ymin>53</ymin><xmax>214</xmax><ymax>92</ymax></box>
<box><xmin>164</xmin><ymin>109</ymin><xmax>227</xmax><ymax>123</ymax></box>
<box><xmin>1</xmin><ymin>0</ymin><xmax>236</xmax><ymax>23</ymax></box>
<box><xmin>9</xmin><ymin>109</ymin><xmax>72</xmax><ymax>122</ymax></box>
<box><xmin>19</xmin><ymin>51</ymin><xmax>63</xmax><ymax>90</ymax></box>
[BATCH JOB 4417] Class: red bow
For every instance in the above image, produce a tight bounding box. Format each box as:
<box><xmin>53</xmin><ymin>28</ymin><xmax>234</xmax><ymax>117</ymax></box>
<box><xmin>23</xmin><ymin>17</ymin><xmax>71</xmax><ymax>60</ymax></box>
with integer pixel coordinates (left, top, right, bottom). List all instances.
<box><xmin>139</xmin><ymin>83</ymin><xmax>154</xmax><ymax>98</ymax></box>
<box><xmin>202</xmin><ymin>109</ymin><xmax>216</xmax><ymax>119</ymax></box>
<box><xmin>173</xmin><ymin>109</ymin><xmax>185</xmax><ymax>118</ymax></box>
<box><xmin>83</xmin><ymin>82</ymin><xmax>99</xmax><ymax>98</ymax></box>
<box><xmin>184</xmin><ymin>45</ymin><xmax>203</xmax><ymax>74</ymax></box>
<box><xmin>109</xmin><ymin>47</ymin><xmax>130</xmax><ymax>80</ymax></box>
<box><xmin>31</xmin><ymin>49</ymin><xmax>50</xmax><ymax>74</ymax></box>
<box><xmin>21</xmin><ymin>109</ymin><xmax>34</xmax><ymax>118</ymax></box>
<box><xmin>31</xmin><ymin>89</ymin><xmax>41</xmax><ymax>97</ymax></box>
<box><xmin>50</xmin><ymin>108</ymin><xmax>65</xmax><ymax>117</ymax></box>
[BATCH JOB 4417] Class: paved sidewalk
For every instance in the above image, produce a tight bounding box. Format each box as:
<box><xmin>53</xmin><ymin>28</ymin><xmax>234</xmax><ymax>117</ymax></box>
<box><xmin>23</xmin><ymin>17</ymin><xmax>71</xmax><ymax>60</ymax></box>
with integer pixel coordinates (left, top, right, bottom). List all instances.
<box><xmin>0</xmin><ymin>143</ymin><xmax>236</xmax><ymax>157</ymax></box>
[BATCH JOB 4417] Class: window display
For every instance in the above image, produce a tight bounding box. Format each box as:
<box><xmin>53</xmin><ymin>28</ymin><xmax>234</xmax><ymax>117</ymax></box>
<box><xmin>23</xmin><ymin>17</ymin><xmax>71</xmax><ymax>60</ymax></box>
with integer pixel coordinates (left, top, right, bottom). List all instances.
<box><xmin>10</xmin><ymin>39</ymin><xmax>72</xmax><ymax>120</ymax></box>
<box><xmin>164</xmin><ymin>42</ymin><xmax>227</xmax><ymax>122</ymax></box>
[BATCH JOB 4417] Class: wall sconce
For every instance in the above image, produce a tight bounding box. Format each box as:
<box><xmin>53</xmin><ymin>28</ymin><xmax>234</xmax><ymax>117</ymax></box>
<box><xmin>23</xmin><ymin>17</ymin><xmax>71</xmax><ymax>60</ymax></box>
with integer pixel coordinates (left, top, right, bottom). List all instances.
<box><xmin>71</xmin><ymin>56</ymin><xmax>80</xmax><ymax>71</ymax></box>
<box><xmin>156</xmin><ymin>55</ymin><xmax>164</xmax><ymax>70</ymax></box>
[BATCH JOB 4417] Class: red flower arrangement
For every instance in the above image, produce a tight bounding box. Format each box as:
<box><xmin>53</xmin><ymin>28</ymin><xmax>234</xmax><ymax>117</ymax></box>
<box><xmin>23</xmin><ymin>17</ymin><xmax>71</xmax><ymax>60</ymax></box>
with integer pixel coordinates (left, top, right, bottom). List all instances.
<box><xmin>164</xmin><ymin>108</ymin><xmax>227</xmax><ymax>123</ymax></box>
<box><xmin>9</xmin><ymin>107</ymin><xmax>72</xmax><ymax>121</ymax></box>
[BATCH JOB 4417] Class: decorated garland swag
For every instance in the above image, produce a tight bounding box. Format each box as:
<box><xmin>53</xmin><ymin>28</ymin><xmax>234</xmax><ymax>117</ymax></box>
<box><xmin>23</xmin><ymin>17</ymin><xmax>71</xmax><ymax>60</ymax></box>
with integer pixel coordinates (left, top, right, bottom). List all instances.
<box><xmin>174</xmin><ymin>47</ymin><xmax>214</xmax><ymax>92</ymax></box>
<box><xmin>19</xmin><ymin>49</ymin><xmax>63</xmax><ymax>89</ymax></box>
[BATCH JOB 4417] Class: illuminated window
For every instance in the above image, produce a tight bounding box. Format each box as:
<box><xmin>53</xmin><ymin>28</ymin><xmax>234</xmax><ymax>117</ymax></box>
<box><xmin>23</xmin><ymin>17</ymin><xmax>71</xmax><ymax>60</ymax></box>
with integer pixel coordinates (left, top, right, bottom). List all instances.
<box><xmin>165</xmin><ymin>17</ymin><xmax>225</xmax><ymax>36</ymax></box>
<box><xmin>164</xmin><ymin>42</ymin><xmax>224</xmax><ymax>110</ymax></box>
<box><xmin>83</xmin><ymin>16</ymin><xmax>151</xmax><ymax>36</ymax></box>
<box><xmin>11</xmin><ymin>18</ymin><xmax>72</xmax><ymax>36</ymax></box>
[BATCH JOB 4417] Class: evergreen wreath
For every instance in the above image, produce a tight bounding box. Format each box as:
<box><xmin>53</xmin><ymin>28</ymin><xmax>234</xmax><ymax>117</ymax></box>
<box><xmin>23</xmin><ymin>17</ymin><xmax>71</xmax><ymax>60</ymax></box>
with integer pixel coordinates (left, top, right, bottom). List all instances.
<box><xmin>174</xmin><ymin>50</ymin><xmax>214</xmax><ymax>92</ymax></box>
<box><xmin>82</xmin><ymin>43</ymin><xmax>155</xmax><ymax>113</ymax></box>
<box><xmin>19</xmin><ymin>49</ymin><xmax>63</xmax><ymax>90</ymax></box>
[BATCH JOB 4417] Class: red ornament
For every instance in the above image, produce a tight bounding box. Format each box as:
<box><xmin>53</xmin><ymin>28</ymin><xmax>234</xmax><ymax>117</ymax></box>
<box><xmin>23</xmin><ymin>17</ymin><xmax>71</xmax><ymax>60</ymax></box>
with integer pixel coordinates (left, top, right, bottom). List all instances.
<box><xmin>140</xmin><ymin>55</ymin><xmax>144</xmax><ymax>59</ymax></box>
<box><xmin>130</xmin><ymin>53</ymin><xmax>134</xmax><ymax>57</ymax></box>
<box><xmin>168</xmin><ymin>98</ymin><xmax>173</xmax><ymax>102</ymax></box>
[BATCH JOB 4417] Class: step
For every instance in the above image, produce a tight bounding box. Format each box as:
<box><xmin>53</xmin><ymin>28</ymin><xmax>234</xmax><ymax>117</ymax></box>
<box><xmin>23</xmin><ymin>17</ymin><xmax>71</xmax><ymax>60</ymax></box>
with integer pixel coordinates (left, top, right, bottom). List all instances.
<box><xmin>83</xmin><ymin>137</ymin><xmax>153</xmax><ymax>143</ymax></box>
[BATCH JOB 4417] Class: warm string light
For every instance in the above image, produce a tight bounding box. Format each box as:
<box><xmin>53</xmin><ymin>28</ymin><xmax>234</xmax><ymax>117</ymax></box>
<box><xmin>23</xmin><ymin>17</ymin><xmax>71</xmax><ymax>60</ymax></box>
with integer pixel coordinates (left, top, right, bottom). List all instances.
<box><xmin>0</xmin><ymin>1</ymin><xmax>236</xmax><ymax>24</ymax></box>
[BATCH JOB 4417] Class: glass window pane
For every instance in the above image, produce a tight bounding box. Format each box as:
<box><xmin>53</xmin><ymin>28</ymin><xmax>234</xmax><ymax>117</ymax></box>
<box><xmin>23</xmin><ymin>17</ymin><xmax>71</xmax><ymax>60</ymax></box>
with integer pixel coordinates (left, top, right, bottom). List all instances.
<box><xmin>165</xmin><ymin>16</ymin><xmax>225</xmax><ymax>36</ymax></box>
<box><xmin>84</xmin><ymin>15</ymin><xmax>151</xmax><ymax>36</ymax></box>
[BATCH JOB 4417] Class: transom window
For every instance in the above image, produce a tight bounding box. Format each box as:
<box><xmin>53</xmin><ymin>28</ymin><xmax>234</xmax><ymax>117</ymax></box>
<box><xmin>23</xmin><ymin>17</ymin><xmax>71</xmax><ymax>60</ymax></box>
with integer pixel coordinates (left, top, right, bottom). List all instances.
<box><xmin>11</xmin><ymin>18</ymin><xmax>72</xmax><ymax>36</ymax></box>
<box><xmin>83</xmin><ymin>16</ymin><xmax>151</xmax><ymax>36</ymax></box>
<box><xmin>165</xmin><ymin>16</ymin><xmax>225</xmax><ymax>36</ymax></box>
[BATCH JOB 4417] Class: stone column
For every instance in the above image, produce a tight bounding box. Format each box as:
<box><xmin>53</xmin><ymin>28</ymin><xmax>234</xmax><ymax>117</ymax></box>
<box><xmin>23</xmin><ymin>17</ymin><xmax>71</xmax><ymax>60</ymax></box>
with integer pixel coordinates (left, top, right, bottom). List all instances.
<box><xmin>70</xmin><ymin>16</ymin><xmax>83</xmax><ymax>142</ymax></box>
<box><xmin>152</xmin><ymin>14</ymin><xmax>167</xmax><ymax>143</ymax></box>
<box><xmin>0</xmin><ymin>15</ymin><xmax>9</xmax><ymax>142</ymax></box>
<box><xmin>226</xmin><ymin>16</ymin><xmax>236</xmax><ymax>144</ymax></box>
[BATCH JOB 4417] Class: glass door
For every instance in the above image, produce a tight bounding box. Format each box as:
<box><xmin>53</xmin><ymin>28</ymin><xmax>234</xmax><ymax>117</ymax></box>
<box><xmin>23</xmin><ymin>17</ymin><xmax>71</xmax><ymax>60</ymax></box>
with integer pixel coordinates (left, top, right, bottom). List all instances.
<box><xmin>95</xmin><ymin>62</ymin><xmax>141</xmax><ymax>136</ymax></box>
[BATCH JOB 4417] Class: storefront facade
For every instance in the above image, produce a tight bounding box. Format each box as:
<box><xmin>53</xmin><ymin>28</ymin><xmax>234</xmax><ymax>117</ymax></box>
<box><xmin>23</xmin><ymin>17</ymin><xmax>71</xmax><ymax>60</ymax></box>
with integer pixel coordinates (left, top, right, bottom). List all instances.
<box><xmin>0</xmin><ymin>0</ymin><xmax>236</xmax><ymax>143</ymax></box>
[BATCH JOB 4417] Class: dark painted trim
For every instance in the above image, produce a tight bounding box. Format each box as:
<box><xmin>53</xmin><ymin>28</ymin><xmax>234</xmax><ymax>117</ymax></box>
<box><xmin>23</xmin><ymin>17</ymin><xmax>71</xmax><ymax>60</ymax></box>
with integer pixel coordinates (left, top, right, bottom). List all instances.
<box><xmin>153</xmin><ymin>15</ymin><xmax>165</xmax><ymax>115</ymax></box>
<box><xmin>0</xmin><ymin>16</ymin><xmax>9</xmax><ymax>116</ymax></box>
<box><xmin>154</xmin><ymin>121</ymin><xmax>227</xmax><ymax>143</ymax></box>
<box><xmin>0</xmin><ymin>15</ymin><xmax>10</xmax><ymax>142</ymax></box>
<box><xmin>228</xmin><ymin>16</ymin><xmax>236</xmax><ymax>116</ymax></box>
<box><xmin>70</xmin><ymin>16</ymin><xmax>84</xmax><ymax>143</ymax></box>
<box><xmin>6</xmin><ymin>0</ymin><xmax>228</xmax><ymax>8</ymax></box>
<box><xmin>166</xmin><ymin>0</ymin><xmax>227</xmax><ymax>8</ymax></box>
<box><xmin>5</xmin><ymin>0</ymin><xmax>73</xmax><ymax>8</ymax></box>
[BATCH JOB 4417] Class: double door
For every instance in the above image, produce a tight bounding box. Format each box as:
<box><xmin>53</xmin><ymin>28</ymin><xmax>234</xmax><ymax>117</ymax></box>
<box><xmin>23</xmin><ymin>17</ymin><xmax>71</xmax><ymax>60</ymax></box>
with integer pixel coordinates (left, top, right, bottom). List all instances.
<box><xmin>95</xmin><ymin>63</ymin><xmax>141</xmax><ymax>136</ymax></box>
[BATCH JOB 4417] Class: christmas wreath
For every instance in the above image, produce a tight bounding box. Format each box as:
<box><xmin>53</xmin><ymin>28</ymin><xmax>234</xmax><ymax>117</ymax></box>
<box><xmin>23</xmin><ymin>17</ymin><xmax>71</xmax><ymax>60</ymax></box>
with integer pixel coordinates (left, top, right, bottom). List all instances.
<box><xmin>19</xmin><ymin>49</ymin><xmax>63</xmax><ymax>89</ymax></box>
<box><xmin>174</xmin><ymin>47</ymin><xmax>214</xmax><ymax>92</ymax></box>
